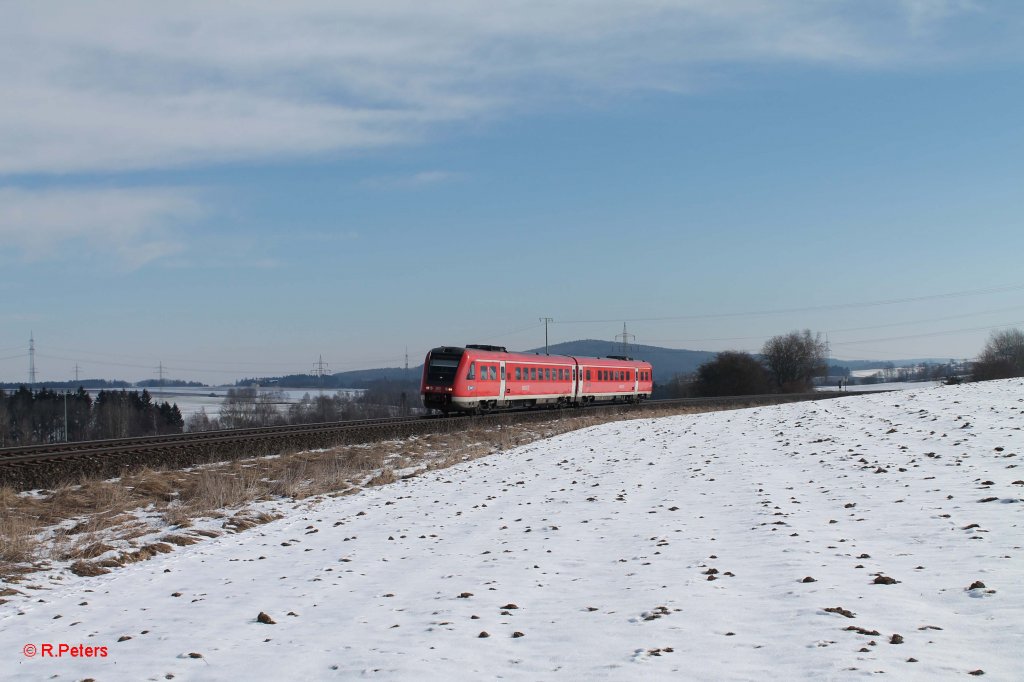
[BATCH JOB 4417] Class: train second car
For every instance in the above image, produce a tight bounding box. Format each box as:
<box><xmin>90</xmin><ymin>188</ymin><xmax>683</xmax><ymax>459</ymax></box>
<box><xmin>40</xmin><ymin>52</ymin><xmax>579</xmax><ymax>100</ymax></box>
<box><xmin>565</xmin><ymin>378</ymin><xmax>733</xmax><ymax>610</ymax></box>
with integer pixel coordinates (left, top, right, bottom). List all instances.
<box><xmin>420</xmin><ymin>344</ymin><xmax>653</xmax><ymax>414</ymax></box>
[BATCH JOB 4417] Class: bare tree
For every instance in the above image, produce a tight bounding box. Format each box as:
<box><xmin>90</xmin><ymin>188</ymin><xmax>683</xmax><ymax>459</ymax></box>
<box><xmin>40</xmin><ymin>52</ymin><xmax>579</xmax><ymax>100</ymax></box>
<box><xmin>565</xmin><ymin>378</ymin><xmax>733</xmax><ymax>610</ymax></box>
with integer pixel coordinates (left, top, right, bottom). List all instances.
<box><xmin>185</xmin><ymin>407</ymin><xmax>219</xmax><ymax>432</ymax></box>
<box><xmin>761</xmin><ymin>330</ymin><xmax>828</xmax><ymax>393</ymax></box>
<box><xmin>974</xmin><ymin>328</ymin><xmax>1024</xmax><ymax>380</ymax></box>
<box><xmin>0</xmin><ymin>389</ymin><xmax>9</xmax><ymax>447</ymax></box>
<box><xmin>219</xmin><ymin>387</ymin><xmax>259</xmax><ymax>429</ymax></box>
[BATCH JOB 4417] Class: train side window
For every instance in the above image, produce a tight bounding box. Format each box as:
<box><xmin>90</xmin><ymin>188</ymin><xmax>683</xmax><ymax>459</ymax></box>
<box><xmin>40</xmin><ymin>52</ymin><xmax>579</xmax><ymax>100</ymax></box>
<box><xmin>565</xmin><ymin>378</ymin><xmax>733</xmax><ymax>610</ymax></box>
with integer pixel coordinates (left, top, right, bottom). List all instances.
<box><xmin>500</xmin><ymin>366</ymin><xmax>505</xmax><ymax>380</ymax></box>
<box><xmin>489</xmin><ymin>366</ymin><xmax>496</xmax><ymax>381</ymax></box>
<box><xmin>544</xmin><ymin>368</ymin><xmax>550</xmax><ymax>381</ymax></box>
<box><xmin>466</xmin><ymin>363</ymin><xmax>475</xmax><ymax>380</ymax></box>
<box><xmin>586</xmin><ymin>370</ymin><xmax>591</xmax><ymax>381</ymax></box>
<box><xmin>515</xmin><ymin>367</ymin><xmax>521</xmax><ymax>380</ymax></box>
<box><xmin>530</xmin><ymin>367</ymin><xmax>537</xmax><ymax>381</ymax></box>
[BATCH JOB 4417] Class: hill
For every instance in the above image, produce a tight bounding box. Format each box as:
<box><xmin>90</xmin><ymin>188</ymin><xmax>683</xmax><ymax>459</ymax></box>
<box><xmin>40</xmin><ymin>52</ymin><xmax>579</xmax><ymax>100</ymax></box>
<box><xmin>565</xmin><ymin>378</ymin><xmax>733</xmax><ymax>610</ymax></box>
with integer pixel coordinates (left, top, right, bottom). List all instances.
<box><xmin>524</xmin><ymin>339</ymin><xmax>716</xmax><ymax>382</ymax></box>
<box><xmin>235</xmin><ymin>341</ymin><xmax>948</xmax><ymax>388</ymax></box>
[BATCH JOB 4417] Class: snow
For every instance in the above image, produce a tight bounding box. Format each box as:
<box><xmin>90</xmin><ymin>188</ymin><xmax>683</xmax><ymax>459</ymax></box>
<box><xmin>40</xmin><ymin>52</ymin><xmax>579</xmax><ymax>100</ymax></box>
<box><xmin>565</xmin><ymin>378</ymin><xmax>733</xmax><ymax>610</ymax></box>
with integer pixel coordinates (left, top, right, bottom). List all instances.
<box><xmin>817</xmin><ymin>381</ymin><xmax>944</xmax><ymax>393</ymax></box>
<box><xmin>2</xmin><ymin>380</ymin><xmax>1022</xmax><ymax>680</ymax></box>
<box><xmin>77</xmin><ymin>387</ymin><xmax>363</xmax><ymax>420</ymax></box>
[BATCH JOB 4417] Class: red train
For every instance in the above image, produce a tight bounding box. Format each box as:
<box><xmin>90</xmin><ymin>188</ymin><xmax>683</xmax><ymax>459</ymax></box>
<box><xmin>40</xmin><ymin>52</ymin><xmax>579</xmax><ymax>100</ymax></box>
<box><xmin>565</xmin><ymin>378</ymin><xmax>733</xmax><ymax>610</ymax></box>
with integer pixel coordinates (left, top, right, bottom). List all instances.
<box><xmin>420</xmin><ymin>344</ymin><xmax>653</xmax><ymax>414</ymax></box>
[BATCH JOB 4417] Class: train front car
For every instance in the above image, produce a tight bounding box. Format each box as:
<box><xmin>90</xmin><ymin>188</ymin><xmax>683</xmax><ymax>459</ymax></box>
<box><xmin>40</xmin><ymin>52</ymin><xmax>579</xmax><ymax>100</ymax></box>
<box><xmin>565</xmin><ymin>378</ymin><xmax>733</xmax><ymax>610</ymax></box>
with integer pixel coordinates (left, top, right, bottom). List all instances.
<box><xmin>420</xmin><ymin>346</ymin><xmax>465</xmax><ymax>414</ymax></box>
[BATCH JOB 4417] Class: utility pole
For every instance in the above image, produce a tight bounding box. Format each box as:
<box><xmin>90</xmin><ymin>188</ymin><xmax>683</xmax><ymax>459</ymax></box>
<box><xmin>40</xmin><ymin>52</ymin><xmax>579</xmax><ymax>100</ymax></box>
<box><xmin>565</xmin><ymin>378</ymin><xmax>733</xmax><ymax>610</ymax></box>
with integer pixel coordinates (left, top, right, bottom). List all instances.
<box><xmin>825</xmin><ymin>333</ymin><xmax>834</xmax><ymax>390</ymax></box>
<box><xmin>615</xmin><ymin>323</ymin><xmax>635</xmax><ymax>357</ymax></box>
<box><xmin>539</xmin><ymin>317</ymin><xmax>554</xmax><ymax>355</ymax></box>
<box><xmin>401</xmin><ymin>346</ymin><xmax>409</xmax><ymax>416</ymax></box>
<box><xmin>74</xmin><ymin>364</ymin><xmax>81</xmax><ymax>384</ymax></box>
<box><xmin>29</xmin><ymin>332</ymin><xmax>36</xmax><ymax>386</ymax></box>
<box><xmin>157</xmin><ymin>361</ymin><xmax>165</xmax><ymax>398</ymax></box>
<box><xmin>312</xmin><ymin>355</ymin><xmax>330</xmax><ymax>421</ymax></box>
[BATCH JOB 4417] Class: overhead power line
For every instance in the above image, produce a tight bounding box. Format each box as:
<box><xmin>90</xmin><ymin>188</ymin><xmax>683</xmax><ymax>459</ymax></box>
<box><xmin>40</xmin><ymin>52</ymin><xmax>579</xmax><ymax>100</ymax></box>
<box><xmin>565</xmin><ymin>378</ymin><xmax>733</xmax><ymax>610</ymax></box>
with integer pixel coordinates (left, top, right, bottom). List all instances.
<box><xmin>831</xmin><ymin>320</ymin><xmax>1024</xmax><ymax>346</ymax></box>
<box><xmin>643</xmin><ymin>303</ymin><xmax>1024</xmax><ymax>346</ymax></box>
<box><xmin>556</xmin><ymin>282</ymin><xmax>1024</xmax><ymax>325</ymax></box>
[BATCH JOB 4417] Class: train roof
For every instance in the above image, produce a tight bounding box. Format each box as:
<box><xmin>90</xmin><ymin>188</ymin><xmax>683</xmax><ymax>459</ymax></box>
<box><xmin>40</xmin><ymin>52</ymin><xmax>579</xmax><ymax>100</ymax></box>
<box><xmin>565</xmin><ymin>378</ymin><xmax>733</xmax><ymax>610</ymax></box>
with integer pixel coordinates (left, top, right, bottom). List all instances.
<box><xmin>432</xmin><ymin>345</ymin><xmax>651</xmax><ymax>367</ymax></box>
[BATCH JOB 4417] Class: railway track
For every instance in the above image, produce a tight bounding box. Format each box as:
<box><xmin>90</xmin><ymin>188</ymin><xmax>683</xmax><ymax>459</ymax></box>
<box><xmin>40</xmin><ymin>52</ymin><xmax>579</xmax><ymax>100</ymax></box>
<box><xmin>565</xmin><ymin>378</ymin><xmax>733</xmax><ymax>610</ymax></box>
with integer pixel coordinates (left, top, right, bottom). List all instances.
<box><xmin>0</xmin><ymin>391</ymin><xmax>858</xmax><ymax>490</ymax></box>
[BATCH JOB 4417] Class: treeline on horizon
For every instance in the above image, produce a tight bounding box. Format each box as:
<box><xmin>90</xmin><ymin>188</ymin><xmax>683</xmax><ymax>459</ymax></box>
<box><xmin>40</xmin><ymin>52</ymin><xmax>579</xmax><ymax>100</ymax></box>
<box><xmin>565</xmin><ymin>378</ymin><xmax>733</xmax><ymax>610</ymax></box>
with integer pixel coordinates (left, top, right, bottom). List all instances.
<box><xmin>0</xmin><ymin>387</ymin><xmax>184</xmax><ymax>447</ymax></box>
<box><xmin>654</xmin><ymin>329</ymin><xmax>1022</xmax><ymax>399</ymax></box>
<box><xmin>0</xmin><ymin>379</ymin><xmax>206</xmax><ymax>390</ymax></box>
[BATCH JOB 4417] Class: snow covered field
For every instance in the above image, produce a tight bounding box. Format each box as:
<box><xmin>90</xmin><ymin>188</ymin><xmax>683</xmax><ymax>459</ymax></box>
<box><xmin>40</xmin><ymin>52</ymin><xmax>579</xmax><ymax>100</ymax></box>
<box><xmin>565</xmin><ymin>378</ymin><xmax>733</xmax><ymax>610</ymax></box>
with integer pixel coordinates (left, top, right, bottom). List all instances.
<box><xmin>2</xmin><ymin>380</ymin><xmax>1022</xmax><ymax>680</ymax></box>
<box><xmin>82</xmin><ymin>387</ymin><xmax>363</xmax><ymax>420</ymax></box>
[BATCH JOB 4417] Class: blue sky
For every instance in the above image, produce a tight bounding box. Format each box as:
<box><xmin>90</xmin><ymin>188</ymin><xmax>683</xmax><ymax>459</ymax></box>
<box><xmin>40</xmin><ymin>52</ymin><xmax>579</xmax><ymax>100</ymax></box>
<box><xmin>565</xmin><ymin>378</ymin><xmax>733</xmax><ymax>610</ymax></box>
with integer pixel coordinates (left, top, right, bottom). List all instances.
<box><xmin>1</xmin><ymin>1</ymin><xmax>1022</xmax><ymax>384</ymax></box>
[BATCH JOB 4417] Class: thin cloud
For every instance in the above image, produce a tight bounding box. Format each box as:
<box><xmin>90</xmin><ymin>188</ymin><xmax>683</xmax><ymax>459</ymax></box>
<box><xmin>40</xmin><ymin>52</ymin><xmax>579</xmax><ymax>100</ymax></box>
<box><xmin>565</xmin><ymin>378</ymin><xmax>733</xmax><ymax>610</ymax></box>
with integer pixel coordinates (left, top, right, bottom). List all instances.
<box><xmin>0</xmin><ymin>186</ymin><xmax>201</xmax><ymax>268</ymax></box>
<box><xmin>0</xmin><ymin>1</ymin><xmax>1016</xmax><ymax>176</ymax></box>
<box><xmin>359</xmin><ymin>170</ymin><xmax>462</xmax><ymax>189</ymax></box>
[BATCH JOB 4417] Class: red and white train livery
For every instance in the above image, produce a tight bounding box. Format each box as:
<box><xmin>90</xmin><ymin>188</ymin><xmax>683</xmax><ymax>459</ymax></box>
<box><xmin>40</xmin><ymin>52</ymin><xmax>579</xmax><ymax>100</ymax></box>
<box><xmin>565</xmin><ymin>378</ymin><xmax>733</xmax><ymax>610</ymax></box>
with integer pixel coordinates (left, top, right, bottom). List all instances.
<box><xmin>421</xmin><ymin>344</ymin><xmax>653</xmax><ymax>414</ymax></box>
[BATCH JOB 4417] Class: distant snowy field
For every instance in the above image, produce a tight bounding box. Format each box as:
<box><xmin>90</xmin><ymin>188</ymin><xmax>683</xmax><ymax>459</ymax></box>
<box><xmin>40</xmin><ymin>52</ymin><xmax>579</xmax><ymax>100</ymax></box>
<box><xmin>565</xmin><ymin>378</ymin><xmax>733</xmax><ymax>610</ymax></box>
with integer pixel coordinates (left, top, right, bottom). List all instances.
<box><xmin>2</xmin><ymin>380</ymin><xmax>1022</xmax><ymax>680</ymax></box>
<box><xmin>818</xmin><ymin>381</ymin><xmax>944</xmax><ymax>393</ymax></box>
<box><xmin>83</xmin><ymin>387</ymin><xmax>363</xmax><ymax>420</ymax></box>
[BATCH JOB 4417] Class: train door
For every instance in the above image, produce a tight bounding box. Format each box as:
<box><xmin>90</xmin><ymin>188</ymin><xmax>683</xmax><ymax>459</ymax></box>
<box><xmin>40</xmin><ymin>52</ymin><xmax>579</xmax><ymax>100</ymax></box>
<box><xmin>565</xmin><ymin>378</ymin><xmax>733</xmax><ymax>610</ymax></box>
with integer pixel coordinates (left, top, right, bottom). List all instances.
<box><xmin>571</xmin><ymin>359</ymin><xmax>580</xmax><ymax>402</ymax></box>
<box><xmin>499</xmin><ymin>361</ymin><xmax>507</xmax><ymax>404</ymax></box>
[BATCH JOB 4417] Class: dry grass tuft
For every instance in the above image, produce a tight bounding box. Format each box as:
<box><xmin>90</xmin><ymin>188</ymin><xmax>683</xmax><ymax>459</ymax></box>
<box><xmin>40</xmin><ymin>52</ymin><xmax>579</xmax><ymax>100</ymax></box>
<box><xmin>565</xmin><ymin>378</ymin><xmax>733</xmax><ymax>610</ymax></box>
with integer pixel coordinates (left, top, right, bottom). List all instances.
<box><xmin>179</xmin><ymin>469</ymin><xmax>260</xmax><ymax>511</ymax></box>
<box><xmin>69</xmin><ymin>560</ymin><xmax>111</xmax><ymax>577</ymax></box>
<box><xmin>129</xmin><ymin>469</ymin><xmax>178</xmax><ymax>502</ymax></box>
<box><xmin>162</xmin><ymin>504</ymin><xmax>193</xmax><ymax>529</ymax></box>
<box><xmin>367</xmin><ymin>468</ymin><xmax>396</xmax><ymax>487</ymax></box>
<box><xmin>223</xmin><ymin>511</ymin><xmax>282</xmax><ymax>533</ymax></box>
<box><xmin>191</xmin><ymin>529</ymin><xmax>221</xmax><ymax>539</ymax></box>
<box><xmin>0</xmin><ymin>511</ymin><xmax>40</xmax><ymax>565</ymax></box>
<box><xmin>161</xmin><ymin>534</ymin><xmax>200</xmax><ymax>547</ymax></box>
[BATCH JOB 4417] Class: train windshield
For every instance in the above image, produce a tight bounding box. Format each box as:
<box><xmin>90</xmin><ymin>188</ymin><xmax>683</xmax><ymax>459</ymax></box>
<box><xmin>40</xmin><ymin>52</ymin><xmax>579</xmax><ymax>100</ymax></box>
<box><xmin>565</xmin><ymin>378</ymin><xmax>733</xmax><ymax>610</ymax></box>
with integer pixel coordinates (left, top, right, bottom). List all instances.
<box><xmin>426</xmin><ymin>351</ymin><xmax>463</xmax><ymax>386</ymax></box>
